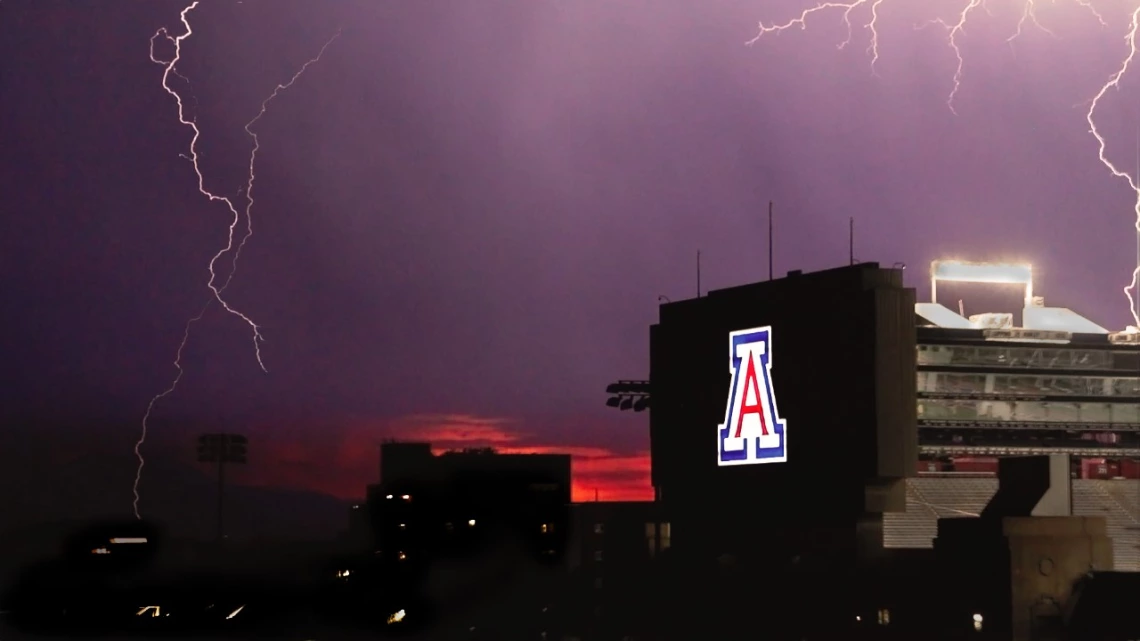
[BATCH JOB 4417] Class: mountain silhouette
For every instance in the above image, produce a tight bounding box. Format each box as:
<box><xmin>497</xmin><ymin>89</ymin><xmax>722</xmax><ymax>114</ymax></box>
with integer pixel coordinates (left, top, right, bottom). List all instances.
<box><xmin>0</xmin><ymin>446</ymin><xmax>351</xmax><ymax>544</ymax></box>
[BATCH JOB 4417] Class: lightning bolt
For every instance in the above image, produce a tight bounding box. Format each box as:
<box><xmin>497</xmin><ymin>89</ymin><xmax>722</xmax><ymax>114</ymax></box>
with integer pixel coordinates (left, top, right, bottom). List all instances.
<box><xmin>1008</xmin><ymin>0</ymin><xmax>1055</xmax><ymax>46</ymax></box>
<box><xmin>133</xmin><ymin>2</ymin><xmax>340</xmax><ymax>519</ymax></box>
<box><xmin>1087</xmin><ymin>8</ymin><xmax>1140</xmax><ymax>329</ymax></box>
<box><xmin>747</xmin><ymin>1</ymin><xmax>1140</xmax><ymax>328</ymax></box>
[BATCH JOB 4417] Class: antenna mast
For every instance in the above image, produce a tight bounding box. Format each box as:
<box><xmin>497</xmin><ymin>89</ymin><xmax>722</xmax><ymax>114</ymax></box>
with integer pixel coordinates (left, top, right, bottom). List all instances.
<box><xmin>849</xmin><ymin>217</ymin><xmax>855</xmax><ymax>266</ymax></box>
<box><xmin>697</xmin><ymin>250</ymin><xmax>702</xmax><ymax>298</ymax></box>
<box><xmin>768</xmin><ymin>201</ymin><xmax>774</xmax><ymax>281</ymax></box>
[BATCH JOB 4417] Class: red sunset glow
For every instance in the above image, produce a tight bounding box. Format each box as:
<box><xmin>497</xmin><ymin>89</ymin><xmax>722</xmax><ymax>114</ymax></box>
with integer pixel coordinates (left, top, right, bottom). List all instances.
<box><xmin>238</xmin><ymin>414</ymin><xmax>654</xmax><ymax>503</ymax></box>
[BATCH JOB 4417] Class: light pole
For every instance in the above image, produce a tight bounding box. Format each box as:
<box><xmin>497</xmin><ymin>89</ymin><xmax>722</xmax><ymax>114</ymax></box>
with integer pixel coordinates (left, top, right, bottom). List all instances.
<box><xmin>197</xmin><ymin>433</ymin><xmax>248</xmax><ymax>542</ymax></box>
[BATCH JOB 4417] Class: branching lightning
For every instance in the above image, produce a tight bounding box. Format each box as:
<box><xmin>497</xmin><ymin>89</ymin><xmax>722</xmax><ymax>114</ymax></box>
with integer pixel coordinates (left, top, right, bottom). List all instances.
<box><xmin>1086</xmin><ymin>8</ymin><xmax>1140</xmax><ymax>328</ymax></box>
<box><xmin>747</xmin><ymin>0</ymin><xmax>1140</xmax><ymax>328</ymax></box>
<box><xmin>133</xmin><ymin>1</ymin><xmax>340</xmax><ymax>519</ymax></box>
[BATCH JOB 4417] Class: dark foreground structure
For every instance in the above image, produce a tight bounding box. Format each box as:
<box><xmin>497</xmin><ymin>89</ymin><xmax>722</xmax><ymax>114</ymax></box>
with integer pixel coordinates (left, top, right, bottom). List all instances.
<box><xmin>5</xmin><ymin>263</ymin><xmax>1136</xmax><ymax>640</ymax></box>
<box><xmin>629</xmin><ymin>262</ymin><xmax>1129</xmax><ymax>641</ymax></box>
<box><xmin>646</xmin><ymin>263</ymin><xmax>918</xmax><ymax>638</ymax></box>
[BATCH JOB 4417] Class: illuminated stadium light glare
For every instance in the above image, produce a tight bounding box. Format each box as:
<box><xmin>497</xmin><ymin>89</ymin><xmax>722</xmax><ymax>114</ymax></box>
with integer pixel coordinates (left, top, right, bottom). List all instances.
<box><xmin>930</xmin><ymin>260</ymin><xmax>1034</xmax><ymax>308</ymax></box>
<box><xmin>920</xmin><ymin>257</ymin><xmax>1113</xmax><ymax>333</ymax></box>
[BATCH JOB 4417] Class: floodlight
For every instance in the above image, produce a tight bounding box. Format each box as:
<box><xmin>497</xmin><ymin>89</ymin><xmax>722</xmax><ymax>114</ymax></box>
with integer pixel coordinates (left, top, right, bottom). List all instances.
<box><xmin>930</xmin><ymin>260</ymin><xmax>1033</xmax><ymax>308</ymax></box>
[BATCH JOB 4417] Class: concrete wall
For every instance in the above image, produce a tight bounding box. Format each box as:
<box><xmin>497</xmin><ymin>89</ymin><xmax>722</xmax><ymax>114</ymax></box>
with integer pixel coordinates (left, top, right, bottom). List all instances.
<box><xmin>1003</xmin><ymin>516</ymin><xmax>1112</xmax><ymax>641</ymax></box>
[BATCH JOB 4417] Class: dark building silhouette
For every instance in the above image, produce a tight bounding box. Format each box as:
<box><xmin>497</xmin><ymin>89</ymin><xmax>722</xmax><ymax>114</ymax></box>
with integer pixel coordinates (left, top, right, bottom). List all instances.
<box><xmin>564</xmin><ymin>501</ymin><xmax>667</xmax><ymax>639</ymax></box>
<box><xmin>344</xmin><ymin>502</ymin><xmax>371</xmax><ymax>551</ymax></box>
<box><xmin>356</xmin><ymin>443</ymin><xmax>573</xmax><ymax>637</ymax></box>
<box><xmin>648</xmin><ymin>262</ymin><xmax>917</xmax><ymax>638</ymax></box>
<box><xmin>365</xmin><ymin>443</ymin><xmax>571</xmax><ymax>566</ymax></box>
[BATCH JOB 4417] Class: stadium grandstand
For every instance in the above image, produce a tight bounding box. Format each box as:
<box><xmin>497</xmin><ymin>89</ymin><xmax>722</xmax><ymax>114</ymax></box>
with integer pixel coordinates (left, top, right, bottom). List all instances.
<box><xmin>883</xmin><ymin>260</ymin><xmax>1140</xmax><ymax>570</ymax></box>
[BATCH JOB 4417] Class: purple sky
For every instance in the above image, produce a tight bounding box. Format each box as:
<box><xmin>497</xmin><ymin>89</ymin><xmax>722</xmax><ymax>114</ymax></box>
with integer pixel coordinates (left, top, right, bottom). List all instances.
<box><xmin>3</xmin><ymin>0</ymin><xmax>1140</xmax><ymax>511</ymax></box>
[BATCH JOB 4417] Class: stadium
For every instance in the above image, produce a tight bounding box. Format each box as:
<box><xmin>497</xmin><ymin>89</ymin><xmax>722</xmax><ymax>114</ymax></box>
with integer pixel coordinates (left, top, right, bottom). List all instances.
<box><xmin>637</xmin><ymin>258</ymin><xmax>1137</xmax><ymax>639</ymax></box>
<box><xmin>884</xmin><ymin>260</ymin><xmax>1140</xmax><ymax>571</ymax></box>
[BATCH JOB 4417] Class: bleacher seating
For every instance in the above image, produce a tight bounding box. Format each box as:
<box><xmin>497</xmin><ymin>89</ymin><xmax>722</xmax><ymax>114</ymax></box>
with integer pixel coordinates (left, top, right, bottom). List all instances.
<box><xmin>883</xmin><ymin>478</ymin><xmax>996</xmax><ymax>549</ymax></box>
<box><xmin>883</xmin><ymin>478</ymin><xmax>1140</xmax><ymax>571</ymax></box>
<box><xmin>1072</xmin><ymin>480</ymin><xmax>1140</xmax><ymax>572</ymax></box>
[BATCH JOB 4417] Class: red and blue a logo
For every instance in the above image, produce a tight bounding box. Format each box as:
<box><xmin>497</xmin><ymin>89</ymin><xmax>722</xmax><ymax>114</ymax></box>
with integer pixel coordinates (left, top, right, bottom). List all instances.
<box><xmin>718</xmin><ymin>326</ymin><xmax>787</xmax><ymax>466</ymax></box>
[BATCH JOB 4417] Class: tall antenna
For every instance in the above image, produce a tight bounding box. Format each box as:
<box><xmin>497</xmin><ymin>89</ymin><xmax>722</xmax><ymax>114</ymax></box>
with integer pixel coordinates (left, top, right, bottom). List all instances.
<box><xmin>697</xmin><ymin>250</ymin><xmax>702</xmax><ymax>298</ymax></box>
<box><xmin>849</xmin><ymin>217</ymin><xmax>855</xmax><ymax>266</ymax></box>
<box><xmin>768</xmin><ymin>201</ymin><xmax>774</xmax><ymax>281</ymax></box>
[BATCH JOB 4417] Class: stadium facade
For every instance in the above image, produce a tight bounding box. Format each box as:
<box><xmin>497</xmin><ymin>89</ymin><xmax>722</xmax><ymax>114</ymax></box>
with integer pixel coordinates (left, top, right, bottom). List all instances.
<box><xmin>637</xmin><ymin>259</ymin><xmax>1134</xmax><ymax>638</ymax></box>
<box><xmin>885</xmin><ymin>260</ymin><xmax>1140</xmax><ymax>571</ymax></box>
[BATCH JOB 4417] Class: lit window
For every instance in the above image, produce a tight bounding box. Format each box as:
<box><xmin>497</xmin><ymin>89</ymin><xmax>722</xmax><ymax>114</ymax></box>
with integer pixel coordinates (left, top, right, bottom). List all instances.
<box><xmin>973</xmin><ymin>613</ymin><xmax>983</xmax><ymax>632</ymax></box>
<box><xmin>594</xmin><ymin>523</ymin><xmax>604</xmax><ymax>534</ymax></box>
<box><xmin>660</xmin><ymin>522</ymin><xmax>671</xmax><ymax>550</ymax></box>
<box><xmin>398</xmin><ymin>551</ymin><xmax>407</xmax><ymax>561</ymax></box>
<box><xmin>468</xmin><ymin>519</ymin><xmax>476</xmax><ymax>527</ymax></box>
<box><xmin>541</xmin><ymin>523</ymin><xmax>553</xmax><ymax>533</ymax></box>
<box><xmin>386</xmin><ymin>494</ymin><xmax>393</xmax><ymax>500</ymax></box>
<box><xmin>399</xmin><ymin>523</ymin><xmax>406</xmax><ymax>530</ymax></box>
<box><xmin>401</xmin><ymin>494</ymin><xmax>411</xmax><ymax>501</ymax></box>
<box><xmin>878</xmin><ymin>609</ymin><xmax>890</xmax><ymax>626</ymax></box>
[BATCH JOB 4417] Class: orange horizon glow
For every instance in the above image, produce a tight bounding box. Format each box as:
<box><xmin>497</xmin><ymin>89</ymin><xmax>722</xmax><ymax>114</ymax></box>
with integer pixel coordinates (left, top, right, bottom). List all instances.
<box><xmin>232</xmin><ymin>413</ymin><xmax>654</xmax><ymax>503</ymax></box>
